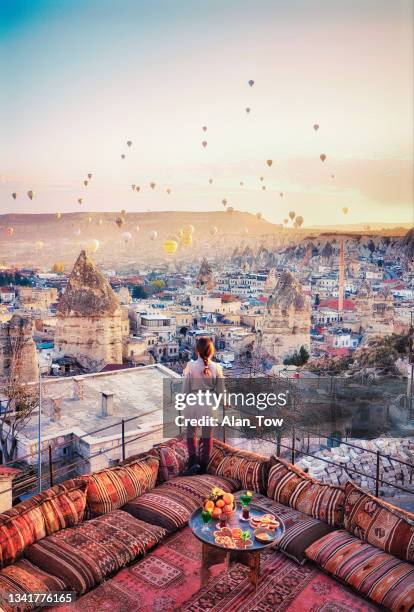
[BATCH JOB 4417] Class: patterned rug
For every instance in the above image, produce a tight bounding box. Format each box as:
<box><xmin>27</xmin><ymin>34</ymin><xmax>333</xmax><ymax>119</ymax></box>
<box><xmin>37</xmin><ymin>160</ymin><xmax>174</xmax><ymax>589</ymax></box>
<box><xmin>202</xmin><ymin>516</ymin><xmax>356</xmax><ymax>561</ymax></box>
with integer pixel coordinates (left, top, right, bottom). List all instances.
<box><xmin>52</xmin><ymin>526</ymin><xmax>379</xmax><ymax>612</ymax></box>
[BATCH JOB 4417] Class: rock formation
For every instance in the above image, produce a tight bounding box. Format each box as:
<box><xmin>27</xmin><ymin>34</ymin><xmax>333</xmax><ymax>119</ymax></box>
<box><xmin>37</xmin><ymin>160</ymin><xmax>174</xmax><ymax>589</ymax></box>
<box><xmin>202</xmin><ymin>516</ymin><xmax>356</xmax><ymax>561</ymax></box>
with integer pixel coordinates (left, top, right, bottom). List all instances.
<box><xmin>196</xmin><ymin>258</ymin><xmax>216</xmax><ymax>291</ymax></box>
<box><xmin>55</xmin><ymin>251</ymin><xmax>123</xmax><ymax>370</ymax></box>
<box><xmin>256</xmin><ymin>271</ymin><xmax>311</xmax><ymax>364</ymax></box>
<box><xmin>0</xmin><ymin>315</ymin><xmax>38</xmax><ymax>383</ymax></box>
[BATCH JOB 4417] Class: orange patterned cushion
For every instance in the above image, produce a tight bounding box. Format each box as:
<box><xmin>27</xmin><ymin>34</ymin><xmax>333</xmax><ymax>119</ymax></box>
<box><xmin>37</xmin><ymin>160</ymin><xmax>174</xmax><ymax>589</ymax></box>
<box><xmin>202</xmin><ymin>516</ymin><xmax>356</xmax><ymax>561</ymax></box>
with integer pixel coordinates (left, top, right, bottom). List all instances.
<box><xmin>0</xmin><ymin>479</ymin><xmax>87</xmax><ymax>569</ymax></box>
<box><xmin>207</xmin><ymin>439</ymin><xmax>269</xmax><ymax>493</ymax></box>
<box><xmin>84</xmin><ymin>455</ymin><xmax>159</xmax><ymax>516</ymax></box>
<box><xmin>344</xmin><ymin>481</ymin><xmax>414</xmax><ymax>562</ymax></box>
<box><xmin>267</xmin><ymin>456</ymin><xmax>345</xmax><ymax>527</ymax></box>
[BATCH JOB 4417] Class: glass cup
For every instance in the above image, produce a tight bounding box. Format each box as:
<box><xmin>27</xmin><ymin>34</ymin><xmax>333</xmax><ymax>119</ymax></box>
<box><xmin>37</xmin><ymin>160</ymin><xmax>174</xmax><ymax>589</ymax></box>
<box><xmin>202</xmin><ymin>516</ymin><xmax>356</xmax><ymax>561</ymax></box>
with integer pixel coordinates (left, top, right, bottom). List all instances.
<box><xmin>240</xmin><ymin>491</ymin><xmax>253</xmax><ymax>520</ymax></box>
<box><xmin>219</xmin><ymin>512</ymin><xmax>227</xmax><ymax>528</ymax></box>
<box><xmin>201</xmin><ymin>510</ymin><xmax>212</xmax><ymax>532</ymax></box>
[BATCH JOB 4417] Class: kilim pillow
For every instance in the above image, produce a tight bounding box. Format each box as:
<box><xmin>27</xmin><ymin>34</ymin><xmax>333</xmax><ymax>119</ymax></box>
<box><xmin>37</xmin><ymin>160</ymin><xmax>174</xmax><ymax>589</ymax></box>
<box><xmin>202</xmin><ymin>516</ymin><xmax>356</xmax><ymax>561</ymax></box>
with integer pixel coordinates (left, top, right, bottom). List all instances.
<box><xmin>0</xmin><ymin>479</ymin><xmax>87</xmax><ymax>569</ymax></box>
<box><xmin>344</xmin><ymin>481</ymin><xmax>414</xmax><ymax>562</ymax></box>
<box><xmin>84</xmin><ymin>455</ymin><xmax>159</xmax><ymax>516</ymax></box>
<box><xmin>151</xmin><ymin>438</ymin><xmax>189</xmax><ymax>483</ymax></box>
<box><xmin>305</xmin><ymin>530</ymin><xmax>414</xmax><ymax>612</ymax></box>
<box><xmin>207</xmin><ymin>439</ymin><xmax>269</xmax><ymax>493</ymax></box>
<box><xmin>267</xmin><ymin>455</ymin><xmax>345</xmax><ymax>527</ymax></box>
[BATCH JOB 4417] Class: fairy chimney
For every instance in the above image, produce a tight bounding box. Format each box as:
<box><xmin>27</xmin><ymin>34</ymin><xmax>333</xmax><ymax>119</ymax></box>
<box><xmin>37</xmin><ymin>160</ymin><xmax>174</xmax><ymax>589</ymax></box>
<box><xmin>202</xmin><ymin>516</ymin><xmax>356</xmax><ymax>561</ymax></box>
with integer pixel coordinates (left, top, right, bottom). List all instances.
<box><xmin>0</xmin><ymin>315</ymin><xmax>38</xmax><ymax>383</ymax></box>
<box><xmin>55</xmin><ymin>251</ymin><xmax>123</xmax><ymax>370</ymax></box>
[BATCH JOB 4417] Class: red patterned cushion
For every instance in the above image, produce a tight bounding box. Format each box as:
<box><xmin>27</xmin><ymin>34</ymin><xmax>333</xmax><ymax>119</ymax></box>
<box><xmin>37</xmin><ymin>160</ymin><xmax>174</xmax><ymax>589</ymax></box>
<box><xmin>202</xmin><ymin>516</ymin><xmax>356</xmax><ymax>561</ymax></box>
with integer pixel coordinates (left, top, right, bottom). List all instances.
<box><xmin>122</xmin><ymin>474</ymin><xmax>240</xmax><ymax>532</ymax></box>
<box><xmin>0</xmin><ymin>559</ymin><xmax>68</xmax><ymax>612</ymax></box>
<box><xmin>25</xmin><ymin>509</ymin><xmax>166</xmax><ymax>594</ymax></box>
<box><xmin>0</xmin><ymin>479</ymin><xmax>87</xmax><ymax>569</ymax></box>
<box><xmin>267</xmin><ymin>455</ymin><xmax>345</xmax><ymax>527</ymax></box>
<box><xmin>151</xmin><ymin>438</ymin><xmax>189</xmax><ymax>483</ymax></box>
<box><xmin>207</xmin><ymin>439</ymin><xmax>269</xmax><ymax>493</ymax></box>
<box><xmin>83</xmin><ymin>455</ymin><xmax>159</xmax><ymax>516</ymax></box>
<box><xmin>305</xmin><ymin>530</ymin><xmax>414</xmax><ymax>612</ymax></box>
<box><xmin>344</xmin><ymin>481</ymin><xmax>414</xmax><ymax>563</ymax></box>
<box><xmin>239</xmin><ymin>492</ymin><xmax>333</xmax><ymax>564</ymax></box>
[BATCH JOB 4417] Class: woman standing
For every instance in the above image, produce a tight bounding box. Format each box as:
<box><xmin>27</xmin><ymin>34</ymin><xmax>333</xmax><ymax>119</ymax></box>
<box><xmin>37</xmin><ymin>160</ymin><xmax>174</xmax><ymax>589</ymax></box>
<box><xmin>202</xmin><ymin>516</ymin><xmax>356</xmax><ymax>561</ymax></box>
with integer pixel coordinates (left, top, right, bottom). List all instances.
<box><xmin>182</xmin><ymin>336</ymin><xmax>225</xmax><ymax>473</ymax></box>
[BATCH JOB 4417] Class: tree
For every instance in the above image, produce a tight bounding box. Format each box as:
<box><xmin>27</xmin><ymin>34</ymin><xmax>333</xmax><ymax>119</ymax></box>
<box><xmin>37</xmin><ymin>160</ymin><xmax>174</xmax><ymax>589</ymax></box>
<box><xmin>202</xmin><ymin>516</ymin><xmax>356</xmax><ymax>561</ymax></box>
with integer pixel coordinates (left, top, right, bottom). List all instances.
<box><xmin>314</xmin><ymin>293</ymin><xmax>320</xmax><ymax>306</ymax></box>
<box><xmin>151</xmin><ymin>279</ymin><xmax>165</xmax><ymax>291</ymax></box>
<box><xmin>132</xmin><ymin>285</ymin><xmax>147</xmax><ymax>299</ymax></box>
<box><xmin>283</xmin><ymin>345</ymin><xmax>310</xmax><ymax>366</ymax></box>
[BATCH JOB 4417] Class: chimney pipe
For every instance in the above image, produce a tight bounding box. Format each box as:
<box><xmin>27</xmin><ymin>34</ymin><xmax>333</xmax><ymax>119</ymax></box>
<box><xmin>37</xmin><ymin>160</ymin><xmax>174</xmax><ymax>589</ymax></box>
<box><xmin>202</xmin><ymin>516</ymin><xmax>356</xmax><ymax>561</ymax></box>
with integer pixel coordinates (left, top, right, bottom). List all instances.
<box><xmin>101</xmin><ymin>392</ymin><xmax>114</xmax><ymax>417</ymax></box>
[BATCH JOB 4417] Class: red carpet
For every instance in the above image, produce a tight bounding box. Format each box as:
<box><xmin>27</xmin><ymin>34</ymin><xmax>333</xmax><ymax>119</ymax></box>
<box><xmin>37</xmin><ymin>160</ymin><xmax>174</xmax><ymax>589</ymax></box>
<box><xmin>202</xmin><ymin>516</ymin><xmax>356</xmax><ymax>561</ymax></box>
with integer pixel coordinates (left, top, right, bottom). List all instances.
<box><xmin>52</xmin><ymin>526</ymin><xmax>379</xmax><ymax>611</ymax></box>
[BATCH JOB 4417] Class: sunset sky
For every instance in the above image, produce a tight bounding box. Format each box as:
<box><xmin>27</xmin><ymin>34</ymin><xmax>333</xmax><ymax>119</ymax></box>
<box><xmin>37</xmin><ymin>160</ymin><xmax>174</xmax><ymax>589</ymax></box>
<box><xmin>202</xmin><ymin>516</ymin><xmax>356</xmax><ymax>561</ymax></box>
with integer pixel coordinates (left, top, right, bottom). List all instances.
<box><xmin>0</xmin><ymin>0</ymin><xmax>413</xmax><ymax>226</ymax></box>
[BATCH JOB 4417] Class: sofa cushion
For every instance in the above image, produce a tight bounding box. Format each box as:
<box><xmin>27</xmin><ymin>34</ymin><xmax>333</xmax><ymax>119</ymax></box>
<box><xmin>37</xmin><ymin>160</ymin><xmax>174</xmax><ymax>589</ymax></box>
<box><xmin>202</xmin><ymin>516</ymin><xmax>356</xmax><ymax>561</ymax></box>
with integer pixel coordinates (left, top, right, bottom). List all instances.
<box><xmin>207</xmin><ymin>439</ymin><xmax>269</xmax><ymax>493</ymax></box>
<box><xmin>83</xmin><ymin>455</ymin><xmax>159</xmax><ymax>516</ymax></box>
<box><xmin>25</xmin><ymin>509</ymin><xmax>166</xmax><ymax>595</ymax></box>
<box><xmin>237</xmin><ymin>492</ymin><xmax>333</xmax><ymax>564</ymax></box>
<box><xmin>150</xmin><ymin>437</ymin><xmax>189</xmax><ymax>483</ymax></box>
<box><xmin>0</xmin><ymin>558</ymin><xmax>68</xmax><ymax>612</ymax></box>
<box><xmin>305</xmin><ymin>529</ymin><xmax>414</xmax><ymax>612</ymax></box>
<box><xmin>122</xmin><ymin>474</ymin><xmax>240</xmax><ymax>533</ymax></box>
<box><xmin>344</xmin><ymin>481</ymin><xmax>414</xmax><ymax>563</ymax></box>
<box><xmin>267</xmin><ymin>455</ymin><xmax>345</xmax><ymax>527</ymax></box>
<box><xmin>0</xmin><ymin>478</ymin><xmax>87</xmax><ymax>569</ymax></box>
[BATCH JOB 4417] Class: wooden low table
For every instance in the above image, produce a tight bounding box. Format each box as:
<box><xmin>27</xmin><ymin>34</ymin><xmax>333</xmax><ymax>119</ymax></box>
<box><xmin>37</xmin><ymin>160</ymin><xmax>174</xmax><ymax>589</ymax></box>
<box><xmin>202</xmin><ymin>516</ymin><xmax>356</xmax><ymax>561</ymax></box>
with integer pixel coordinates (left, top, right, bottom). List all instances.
<box><xmin>189</xmin><ymin>504</ymin><xmax>284</xmax><ymax>589</ymax></box>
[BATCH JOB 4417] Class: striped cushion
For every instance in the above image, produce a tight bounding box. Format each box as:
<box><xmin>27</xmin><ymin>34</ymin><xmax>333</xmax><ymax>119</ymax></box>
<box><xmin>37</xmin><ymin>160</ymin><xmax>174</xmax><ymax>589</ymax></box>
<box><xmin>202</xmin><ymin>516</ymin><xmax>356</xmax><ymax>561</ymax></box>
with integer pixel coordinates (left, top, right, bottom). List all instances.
<box><xmin>25</xmin><ymin>510</ymin><xmax>166</xmax><ymax>595</ymax></box>
<box><xmin>207</xmin><ymin>439</ymin><xmax>269</xmax><ymax>493</ymax></box>
<box><xmin>0</xmin><ymin>479</ymin><xmax>87</xmax><ymax>569</ymax></box>
<box><xmin>0</xmin><ymin>559</ymin><xmax>68</xmax><ymax>612</ymax></box>
<box><xmin>151</xmin><ymin>438</ymin><xmax>189</xmax><ymax>483</ymax></box>
<box><xmin>123</xmin><ymin>474</ymin><xmax>240</xmax><ymax>533</ymax></box>
<box><xmin>305</xmin><ymin>530</ymin><xmax>414</xmax><ymax>612</ymax></box>
<box><xmin>267</xmin><ymin>455</ymin><xmax>345</xmax><ymax>527</ymax></box>
<box><xmin>83</xmin><ymin>455</ymin><xmax>159</xmax><ymax>516</ymax></box>
<box><xmin>344</xmin><ymin>481</ymin><xmax>414</xmax><ymax>563</ymax></box>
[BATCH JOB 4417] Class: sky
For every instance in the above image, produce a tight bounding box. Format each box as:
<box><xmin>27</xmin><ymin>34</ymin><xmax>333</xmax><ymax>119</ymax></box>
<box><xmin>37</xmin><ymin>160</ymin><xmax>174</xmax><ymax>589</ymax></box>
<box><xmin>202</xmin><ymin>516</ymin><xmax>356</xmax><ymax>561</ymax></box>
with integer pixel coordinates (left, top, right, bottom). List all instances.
<box><xmin>0</xmin><ymin>0</ymin><xmax>413</xmax><ymax>226</ymax></box>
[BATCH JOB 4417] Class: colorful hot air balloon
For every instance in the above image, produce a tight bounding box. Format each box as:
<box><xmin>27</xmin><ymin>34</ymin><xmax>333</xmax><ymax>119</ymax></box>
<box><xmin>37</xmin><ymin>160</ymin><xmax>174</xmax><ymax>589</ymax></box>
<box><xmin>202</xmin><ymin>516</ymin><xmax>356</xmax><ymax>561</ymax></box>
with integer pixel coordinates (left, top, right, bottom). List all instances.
<box><xmin>181</xmin><ymin>234</ymin><xmax>193</xmax><ymax>248</ymax></box>
<box><xmin>115</xmin><ymin>217</ymin><xmax>124</xmax><ymax>229</ymax></box>
<box><xmin>260</xmin><ymin>176</ymin><xmax>264</xmax><ymax>181</ymax></box>
<box><xmin>256</xmin><ymin>212</ymin><xmax>262</xmax><ymax>220</ymax></box>
<box><xmin>12</xmin><ymin>193</ymin><xmax>17</xmax><ymax>200</ymax></box>
<box><xmin>331</xmin><ymin>174</ymin><xmax>335</xmax><ymax>179</ymax></box>
<box><xmin>135</xmin><ymin>186</ymin><xmax>140</xmax><ymax>192</ymax></box>
<box><xmin>320</xmin><ymin>154</ymin><xmax>327</xmax><ymax>162</ymax></box>
<box><xmin>78</xmin><ymin>198</ymin><xmax>82</xmax><ymax>205</ymax></box>
<box><xmin>227</xmin><ymin>206</ymin><xmax>234</xmax><ymax>213</ymax></box>
<box><xmin>209</xmin><ymin>178</ymin><xmax>213</xmax><ymax>184</ymax></box>
<box><xmin>84</xmin><ymin>180</ymin><xmax>88</xmax><ymax>186</ymax></box>
<box><xmin>56</xmin><ymin>212</ymin><xmax>62</xmax><ymax>219</ymax></box>
<box><xmin>295</xmin><ymin>215</ymin><xmax>304</xmax><ymax>227</ymax></box>
<box><xmin>27</xmin><ymin>190</ymin><xmax>34</xmax><ymax>200</ymax></box>
<box><xmin>121</xmin><ymin>154</ymin><xmax>125</xmax><ymax>159</ymax></box>
<box><xmin>245</xmin><ymin>107</ymin><xmax>251</xmax><ymax>114</ymax></box>
<box><xmin>150</xmin><ymin>182</ymin><xmax>156</xmax><ymax>190</ymax></box>
<box><xmin>183</xmin><ymin>224</ymin><xmax>194</xmax><ymax>236</ymax></box>
<box><xmin>120</xmin><ymin>209</ymin><xmax>126</xmax><ymax>217</ymax></box>
<box><xmin>342</xmin><ymin>207</ymin><xmax>349</xmax><ymax>215</ymax></box>
<box><xmin>283</xmin><ymin>219</ymin><xmax>288</xmax><ymax>225</ymax></box>
<box><xmin>166</xmin><ymin>188</ymin><xmax>171</xmax><ymax>194</ymax></box>
<box><xmin>5</xmin><ymin>227</ymin><xmax>14</xmax><ymax>236</ymax></box>
<box><xmin>163</xmin><ymin>239</ymin><xmax>178</xmax><ymax>255</ymax></box>
<box><xmin>88</xmin><ymin>216</ymin><xmax>92</xmax><ymax>223</ymax></box>
<box><xmin>127</xmin><ymin>141</ymin><xmax>132</xmax><ymax>147</ymax></box>
<box><xmin>131</xmin><ymin>184</ymin><xmax>136</xmax><ymax>191</ymax></box>
<box><xmin>266</xmin><ymin>159</ymin><xmax>273</xmax><ymax>167</ymax></box>
<box><xmin>122</xmin><ymin>231</ymin><xmax>132</xmax><ymax>243</ymax></box>
<box><xmin>262</xmin><ymin>185</ymin><xmax>266</xmax><ymax>190</ymax></box>
<box><xmin>202</xmin><ymin>126</ymin><xmax>207</xmax><ymax>132</ymax></box>
<box><xmin>279</xmin><ymin>192</ymin><xmax>283</xmax><ymax>197</ymax></box>
<box><xmin>240</xmin><ymin>181</ymin><xmax>244</xmax><ymax>186</ymax></box>
<box><xmin>85</xmin><ymin>239</ymin><xmax>99</xmax><ymax>254</ymax></box>
<box><xmin>202</xmin><ymin>141</ymin><xmax>207</xmax><ymax>148</ymax></box>
<box><xmin>98</xmin><ymin>219</ymin><xmax>103</xmax><ymax>226</ymax></box>
<box><xmin>149</xmin><ymin>230</ymin><xmax>158</xmax><ymax>241</ymax></box>
<box><xmin>289</xmin><ymin>211</ymin><xmax>296</xmax><ymax>221</ymax></box>
<box><xmin>35</xmin><ymin>240</ymin><xmax>44</xmax><ymax>251</ymax></box>
<box><xmin>209</xmin><ymin>226</ymin><xmax>218</xmax><ymax>236</ymax></box>
<box><xmin>87</xmin><ymin>173</ymin><xmax>92</xmax><ymax>179</ymax></box>
<box><xmin>248</xmin><ymin>80</ymin><xmax>254</xmax><ymax>87</ymax></box>
<box><xmin>313</xmin><ymin>124</ymin><xmax>319</xmax><ymax>131</ymax></box>
<box><xmin>222</xmin><ymin>198</ymin><xmax>227</xmax><ymax>206</ymax></box>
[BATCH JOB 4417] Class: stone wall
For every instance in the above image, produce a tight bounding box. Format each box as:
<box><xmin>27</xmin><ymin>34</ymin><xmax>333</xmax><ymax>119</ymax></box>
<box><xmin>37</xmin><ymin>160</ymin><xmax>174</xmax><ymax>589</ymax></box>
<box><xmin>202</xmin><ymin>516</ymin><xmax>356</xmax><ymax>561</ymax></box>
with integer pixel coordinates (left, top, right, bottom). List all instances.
<box><xmin>0</xmin><ymin>315</ymin><xmax>38</xmax><ymax>383</ymax></box>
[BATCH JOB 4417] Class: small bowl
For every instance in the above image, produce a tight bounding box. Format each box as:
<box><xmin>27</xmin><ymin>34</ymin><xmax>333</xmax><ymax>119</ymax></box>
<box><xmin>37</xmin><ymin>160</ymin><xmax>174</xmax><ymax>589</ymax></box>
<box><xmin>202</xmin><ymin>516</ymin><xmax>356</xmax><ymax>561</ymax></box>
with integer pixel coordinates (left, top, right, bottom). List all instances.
<box><xmin>254</xmin><ymin>527</ymin><xmax>277</xmax><ymax>543</ymax></box>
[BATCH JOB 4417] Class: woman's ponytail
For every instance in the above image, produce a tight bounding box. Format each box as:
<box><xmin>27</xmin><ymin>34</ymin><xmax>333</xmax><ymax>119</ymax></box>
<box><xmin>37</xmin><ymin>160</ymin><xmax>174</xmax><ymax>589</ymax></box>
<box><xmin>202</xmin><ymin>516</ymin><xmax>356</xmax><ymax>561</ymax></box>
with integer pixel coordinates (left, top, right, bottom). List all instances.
<box><xmin>196</xmin><ymin>337</ymin><xmax>215</xmax><ymax>377</ymax></box>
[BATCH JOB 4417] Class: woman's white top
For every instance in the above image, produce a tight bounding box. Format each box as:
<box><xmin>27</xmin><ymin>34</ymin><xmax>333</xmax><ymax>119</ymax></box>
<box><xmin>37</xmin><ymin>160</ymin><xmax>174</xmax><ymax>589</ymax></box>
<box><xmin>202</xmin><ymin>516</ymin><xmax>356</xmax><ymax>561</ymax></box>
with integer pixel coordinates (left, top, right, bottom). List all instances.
<box><xmin>181</xmin><ymin>357</ymin><xmax>225</xmax><ymax>419</ymax></box>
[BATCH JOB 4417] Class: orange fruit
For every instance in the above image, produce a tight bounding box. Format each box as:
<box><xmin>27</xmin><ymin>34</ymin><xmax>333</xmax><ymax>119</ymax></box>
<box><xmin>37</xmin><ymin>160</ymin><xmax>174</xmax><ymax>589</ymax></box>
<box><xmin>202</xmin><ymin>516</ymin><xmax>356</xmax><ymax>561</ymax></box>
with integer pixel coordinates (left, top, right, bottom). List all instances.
<box><xmin>224</xmin><ymin>504</ymin><xmax>233</xmax><ymax>514</ymax></box>
<box><xmin>204</xmin><ymin>500</ymin><xmax>214</xmax><ymax>512</ymax></box>
<box><xmin>216</xmin><ymin>499</ymin><xmax>225</xmax><ymax>508</ymax></box>
<box><xmin>212</xmin><ymin>507</ymin><xmax>222</xmax><ymax>518</ymax></box>
<box><xmin>222</xmin><ymin>493</ymin><xmax>234</xmax><ymax>505</ymax></box>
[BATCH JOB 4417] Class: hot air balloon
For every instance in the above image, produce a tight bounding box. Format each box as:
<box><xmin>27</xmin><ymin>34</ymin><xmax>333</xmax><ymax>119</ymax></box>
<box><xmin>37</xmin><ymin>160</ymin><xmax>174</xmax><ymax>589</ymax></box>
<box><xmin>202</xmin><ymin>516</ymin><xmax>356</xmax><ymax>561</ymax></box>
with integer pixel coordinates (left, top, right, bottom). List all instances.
<box><xmin>27</xmin><ymin>190</ymin><xmax>34</xmax><ymax>200</ymax></box>
<box><xmin>342</xmin><ymin>207</ymin><xmax>349</xmax><ymax>215</ymax></box>
<box><xmin>256</xmin><ymin>212</ymin><xmax>262</xmax><ymax>220</ymax></box>
<box><xmin>202</xmin><ymin>126</ymin><xmax>207</xmax><ymax>132</ymax></box>
<box><xmin>222</xmin><ymin>199</ymin><xmax>227</xmax><ymax>206</ymax></box>
<box><xmin>115</xmin><ymin>217</ymin><xmax>124</xmax><ymax>229</ymax></box>
<box><xmin>121</xmin><ymin>154</ymin><xmax>125</xmax><ymax>159</ymax></box>
<box><xmin>56</xmin><ymin>212</ymin><xmax>62</xmax><ymax>219</ymax></box>
<box><xmin>85</xmin><ymin>239</ymin><xmax>99</xmax><ymax>254</ymax></box>
<box><xmin>209</xmin><ymin>226</ymin><xmax>218</xmax><ymax>237</ymax></box>
<box><xmin>4</xmin><ymin>227</ymin><xmax>14</xmax><ymax>236</ymax></box>
<box><xmin>74</xmin><ymin>228</ymin><xmax>81</xmax><ymax>237</ymax></box>
<box><xmin>208</xmin><ymin>178</ymin><xmax>213</xmax><ymax>184</ymax></box>
<box><xmin>260</xmin><ymin>176</ymin><xmax>264</xmax><ymax>181</ymax></box>
<box><xmin>279</xmin><ymin>192</ymin><xmax>283</xmax><ymax>197</ymax></box>
<box><xmin>227</xmin><ymin>206</ymin><xmax>234</xmax><ymax>213</ymax></box>
<box><xmin>320</xmin><ymin>154</ymin><xmax>326</xmax><ymax>162</ymax></box>
<box><xmin>135</xmin><ymin>186</ymin><xmax>140</xmax><ymax>192</ymax></box>
<box><xmin>87</xmin><ymin>173</ymin><xmax>92</xmax><ymax>179</ymax></box>
<box><xmin>98</xmin><ymin>219</ymin><xmax>103</xmax><ymax>226</ymax></box>
<box><xmin>52</xmin><ymin>262</ymin><xmax>65</xmax><ymax>274</ymax></box>
<box><xmin>88</xmin><ymin>216</ymin><xmax>92</xmax><ymax>223</ymax></box>
<box><xmin>135</xmin><ymin>225</ymin><xmax>140</xmax><ymax>232</ymax></box>
<box><xmin>266</xmin><ymin>159</ymin><xmax>273</xmax><ymax>167</ymax></box>
<box><xmin>248</xmin><ymin>80</ymin><xmax>254</xmax><ymax>87</ymax></box>
<box><xmin>163</xmin><ymin>239</ymin><xmax>178</xmax><ymax>255</ymax></box>
<box><xmin>283</xmin><ymin>219</ymin><xmax>288</xmax><ymax>225</ymax></box>
<box><xmin>11</xmin><ymin>193</ymin><xmax>17</xmax><ymax>200</ymax></box>
<box><xmin>289</xmin><ymin>211</ymin><xmax>296</xmax><ymax>221</ymax></box>
<box><xmin>132</xmin><ymin>184</ymin><xmax>136</xmax><ymax>191</ymax></box>
<box><xmin>166</xmin><ymin>188</ymin><xmax>171</xmax><ymax>194</ymax></box>
<box><xmin>78</xmin><ymin>198</ymin><xmax>82</xmax><ymax>205</ymax></box>
<box><xmin>331</xmin><ymin>174</ymin><xmax>335</xmax><ymax>179</ymax></box>
<box><xmin>120</xmin><ymin>209</ymin><xmax>126</xmax><ymax>217</ymax></box>
<box><xmin>177</xmin><ymin>228</ymin><xmax>184</xmax><ymax>238</ymax></box>
<box><xmin>84</xmin><ymin>180</ymin><xmax>88</xmax><ymax>186</ymax></box>
<box><xmin>181</xmin><ymin>234</ymin><xmax>193</xmax><ymax>248</ymax></box>
<box><xmin>245</xmin><ymin>107</ymin><xmax>251</xmax><ymax>114</ymax></box>
<box><xmin>150</xmin><ymin>182</ymin><xmax>156</xmax><ymax>190</ymax></box>
<box><xmin>313</xmin><ymin>124</ymin><xmax>319</xmax><ymax>131</ymax></box>
<box><xmin>127</xmin><ymin>141</ymin><xmax>132</xmax><ymax>147</ymax></box>
<box><xmin>295</xmin><ymin>216</ymin><xmax>304</xmax><ymax>227</ymax></box>
<box><xmin>35</xmin><ymin>240</ymin><xmax>44</xmax><ymax>251</ymax></box>
<box><xmin>240</xmin><ymin>181</ymin><xmax>244</xmax><ymax>186</ymax></box>
<box><xmin>183</xmin><ymin>224</ymin><xmax>194</xmax><ymax>235</ymax></box>
<box><xmin>202</xmin><ymin>141</ymin><xmax>207</xmax><ymax>148</ymax></box>
<box><xmin>149</xmin><ymin>230</ymin><xmax>158</xmax><ymax>241</ymax></box>
<box><xmin>122</xmin><ymin>231</ymin><xmax>132</xmax><ymax>243</ymax></box>
<box><xmin>262</xmin><ymin>185</ymin><xmax>266</xmax><ymax>190</ymax></box>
